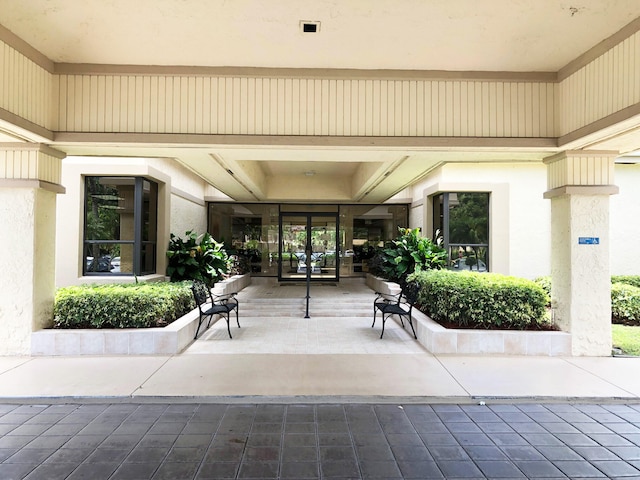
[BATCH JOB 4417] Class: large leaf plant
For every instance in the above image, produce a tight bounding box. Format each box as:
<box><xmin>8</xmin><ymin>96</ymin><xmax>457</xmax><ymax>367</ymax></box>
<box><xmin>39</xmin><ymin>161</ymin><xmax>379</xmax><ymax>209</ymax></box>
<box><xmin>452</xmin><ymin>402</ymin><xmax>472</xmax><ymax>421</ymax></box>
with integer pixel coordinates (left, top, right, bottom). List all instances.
<box><xmin>369</xmin><ymin>227</ymin><xmax>447</xmax><ymax>284</ymax></box>
<box><xmin>166</xmin><ymin>230</ymin><xmax>231</xmax><ymax>286</ymax></box>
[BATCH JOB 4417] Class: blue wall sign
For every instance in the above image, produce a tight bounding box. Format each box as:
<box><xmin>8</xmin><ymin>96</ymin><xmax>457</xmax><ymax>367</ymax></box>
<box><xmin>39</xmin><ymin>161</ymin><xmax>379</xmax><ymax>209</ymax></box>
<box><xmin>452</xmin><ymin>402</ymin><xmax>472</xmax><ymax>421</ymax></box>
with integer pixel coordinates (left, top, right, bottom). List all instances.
<box><xmin>578</xmin><ymin>237</ymin><xmax>600</xmax><ymax>245</ymax></box>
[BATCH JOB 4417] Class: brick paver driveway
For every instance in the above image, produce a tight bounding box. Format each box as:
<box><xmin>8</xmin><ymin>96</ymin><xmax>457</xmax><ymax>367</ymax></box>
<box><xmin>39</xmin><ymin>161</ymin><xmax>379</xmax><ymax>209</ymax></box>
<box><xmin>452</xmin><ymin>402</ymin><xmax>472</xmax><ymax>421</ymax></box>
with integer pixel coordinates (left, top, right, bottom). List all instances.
<box><xmin>1</xmin><ymin>402</ymin><xmax>640</xmax><ymax>479</ymax></box>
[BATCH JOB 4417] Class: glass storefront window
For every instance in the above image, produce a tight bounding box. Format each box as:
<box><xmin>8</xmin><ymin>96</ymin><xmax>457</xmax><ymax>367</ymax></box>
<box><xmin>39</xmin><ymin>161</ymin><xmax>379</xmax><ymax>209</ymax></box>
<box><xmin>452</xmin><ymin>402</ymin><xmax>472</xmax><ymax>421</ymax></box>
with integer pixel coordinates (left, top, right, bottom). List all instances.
<box><xmin>83</xmin><ymin>176</ymin><xmax>157</xmax><ymax>276</ymax></box>
<box><xmin>209</xmin><ymin>204</ymin><xmax>280</xmax><ymax>276</ymax></box>
<box><xmin>339</xmin><ymin>205</ymin><xmax>408</xmax><ymax>275</ymax></box>
<box><xmin>433</xmin><ymin>192</ymin><xmax>490</xmax><ymax>272</ymax></box>
<box><xmin>208</xmin><ymin>203</ymin><xmax>409</xmax><ymax>278</ymax></box>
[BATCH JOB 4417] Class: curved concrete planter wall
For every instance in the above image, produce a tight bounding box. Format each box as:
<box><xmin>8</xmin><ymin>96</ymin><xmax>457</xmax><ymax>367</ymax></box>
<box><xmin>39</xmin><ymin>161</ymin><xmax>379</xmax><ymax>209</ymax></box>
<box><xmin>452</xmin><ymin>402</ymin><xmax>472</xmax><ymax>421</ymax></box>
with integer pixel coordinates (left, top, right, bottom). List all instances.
<box><xmin>366</xmin><ymin>274</ymin><xmax>571</xmax><ymax>356</ymax></box>
<box><xmin>31</xmin><ymin>275</ymin><xmax>250</xmax><ymax>356</ymax></box>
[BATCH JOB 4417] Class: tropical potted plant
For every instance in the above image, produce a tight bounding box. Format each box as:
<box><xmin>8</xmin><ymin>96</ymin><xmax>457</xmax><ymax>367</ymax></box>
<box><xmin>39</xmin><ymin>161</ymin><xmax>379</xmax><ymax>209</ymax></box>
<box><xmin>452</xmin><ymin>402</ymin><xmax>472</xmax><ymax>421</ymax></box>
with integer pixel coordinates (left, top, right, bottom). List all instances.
<box><xmin>166</xmin><ymin>230</ymin><xmax>231</xmax><ymax>286</ymax></box>
<box><xmin>368</xmin><ymin>227</ymin><xmax>447</xmax><ymax>284</ymax></box>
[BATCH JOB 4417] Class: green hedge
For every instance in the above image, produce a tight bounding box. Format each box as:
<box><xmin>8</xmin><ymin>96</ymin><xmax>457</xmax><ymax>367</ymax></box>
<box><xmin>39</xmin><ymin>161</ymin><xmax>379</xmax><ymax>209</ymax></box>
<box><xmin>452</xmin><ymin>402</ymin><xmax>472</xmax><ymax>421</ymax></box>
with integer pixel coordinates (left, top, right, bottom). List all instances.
<box><xmin>533</xmin><ymin>276</ymin><xmax>552</xmax><ymax>300</ymax></box>
<box><xmin>612</xmin><ymin>275</ymin><xmax>640</xmax><ymax>289</ymax></box>
<box><xmin>611</xmin><ymin>283</ymin><xmax>640</xmax><ymax>325</ymax></box>
<box><xmin>612</xmin><ymin>275</ymin><xmax>640</xmax><ymax>325</ymax></box>
<box><xmin>54</xmin><ymin>281</ymin><xmax>195</xmax><ymax>329</ymax></box>
<box><xmin>408</xmin><ymin>270</ymin><xmax>550</xmax><ymax>330</ymax></box>
<box><xmin>536</xmin><ymin>275</ymin><xmax>640</xmax><ymax>292</ymax></box>
<box><xmin>535</xmin><ymin>275</ymin><xmax>640</xmax><ymax>325</ymax></box>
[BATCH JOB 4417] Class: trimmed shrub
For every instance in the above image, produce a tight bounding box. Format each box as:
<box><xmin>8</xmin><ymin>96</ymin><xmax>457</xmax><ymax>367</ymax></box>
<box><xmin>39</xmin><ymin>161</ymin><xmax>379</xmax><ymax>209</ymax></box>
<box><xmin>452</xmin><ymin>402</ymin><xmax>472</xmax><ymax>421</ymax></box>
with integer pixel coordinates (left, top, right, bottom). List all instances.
<box><xmin>533</xmin><ymin>276</ymin><xmax>552</xmax><ymax>301</ymax></box>
<box><xmin>611</xmin><ymin>282</ymin><xmax>640</xmax><ymax>326</ymax></box>
<box><xmin>535</xmin><ymin>275</ymin><xmax>640</xmax><ymax>325</ymax></box>
<box><xmin>537</xmin><ymin>275</ymin><xmax>640</xmax><ymax>292</ymax></box>
<box><xmin>612</xmin><ymin>275</ymin><xmax>640</xmax><ymax>289</ymax></box>
<box><xmin>54</xmin><ymin>281</ymin><xmax>194</xmax><ymax>329</ymax></box>
<box><xmin>408</xmin><ymin>270</ymin><xmax>550</xmax><ymax>330</ymax></box>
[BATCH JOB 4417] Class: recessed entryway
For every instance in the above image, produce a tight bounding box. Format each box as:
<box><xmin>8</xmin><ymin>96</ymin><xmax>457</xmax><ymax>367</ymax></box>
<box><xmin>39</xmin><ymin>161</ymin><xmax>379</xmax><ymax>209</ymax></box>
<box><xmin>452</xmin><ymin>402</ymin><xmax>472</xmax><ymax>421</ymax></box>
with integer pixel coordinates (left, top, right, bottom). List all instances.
<box><xmin>279</xmin><ymin>213</ymin><xmax>339</xmax><ymax>282</ymax></box>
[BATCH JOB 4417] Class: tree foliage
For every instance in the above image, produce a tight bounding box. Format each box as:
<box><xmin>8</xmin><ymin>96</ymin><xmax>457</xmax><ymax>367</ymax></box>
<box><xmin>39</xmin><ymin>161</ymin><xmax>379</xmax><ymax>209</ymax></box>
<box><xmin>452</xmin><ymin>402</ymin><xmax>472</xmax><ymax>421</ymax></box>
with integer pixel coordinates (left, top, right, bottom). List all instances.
<box><xmin>85</xmin><ymin>177</ymin><xmax>120</xmax><ymax>241</ymax></box>
<box><xmin>448</xmin><ymin>193</ymin><xmax>489</xmax><ymax>245</ymax></box>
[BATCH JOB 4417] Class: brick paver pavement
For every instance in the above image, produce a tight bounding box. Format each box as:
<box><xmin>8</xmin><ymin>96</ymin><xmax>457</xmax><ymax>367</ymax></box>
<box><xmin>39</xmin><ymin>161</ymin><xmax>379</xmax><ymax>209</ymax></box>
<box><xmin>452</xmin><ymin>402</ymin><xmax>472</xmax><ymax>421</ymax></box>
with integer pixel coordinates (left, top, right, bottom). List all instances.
<box><xmin>1</xmin><ymin>402</ymin><xmax>640</xmax><ymax>479</ymax></box>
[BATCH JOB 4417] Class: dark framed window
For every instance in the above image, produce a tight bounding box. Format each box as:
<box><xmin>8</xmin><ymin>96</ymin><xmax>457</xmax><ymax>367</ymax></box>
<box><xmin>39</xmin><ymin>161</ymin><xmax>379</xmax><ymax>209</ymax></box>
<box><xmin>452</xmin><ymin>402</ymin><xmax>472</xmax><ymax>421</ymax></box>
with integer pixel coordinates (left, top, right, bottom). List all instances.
<box><xmin>433</xmin><ymin>192</ymin><xmax>489</xmax><ymax>272</ymax></box>
<box><xmin>83</xmin><ymin>176</ymin><xmax>157</xmax><ymax>276</ymax></box>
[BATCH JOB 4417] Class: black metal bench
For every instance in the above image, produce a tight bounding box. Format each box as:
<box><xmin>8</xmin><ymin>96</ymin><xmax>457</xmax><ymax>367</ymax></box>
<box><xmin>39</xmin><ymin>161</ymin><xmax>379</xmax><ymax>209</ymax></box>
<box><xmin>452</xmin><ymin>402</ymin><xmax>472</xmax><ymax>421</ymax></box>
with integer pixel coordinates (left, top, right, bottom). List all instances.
<box><xmin>191</xmin><ymin>280</ymin><xmax>240</xmax><ymax>339</ymax></box>
<box><xmin>372</xmin><ymin>281</ymin><xmax>419</xmax><ymax>339</ymax></box>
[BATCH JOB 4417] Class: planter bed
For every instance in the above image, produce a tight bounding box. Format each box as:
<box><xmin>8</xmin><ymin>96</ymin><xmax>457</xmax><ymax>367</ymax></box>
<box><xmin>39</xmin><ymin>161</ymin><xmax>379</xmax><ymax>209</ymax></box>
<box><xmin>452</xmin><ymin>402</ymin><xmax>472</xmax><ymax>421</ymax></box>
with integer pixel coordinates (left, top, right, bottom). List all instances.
<box><xmin>31</xmin><ymin>275</ymin><xmax>250</xmax><ymax>356</ymax></box>
<box><xmin>366</xmin><ymin>274</ymin><xmax>571</xmax><ymax>356</ymax></box>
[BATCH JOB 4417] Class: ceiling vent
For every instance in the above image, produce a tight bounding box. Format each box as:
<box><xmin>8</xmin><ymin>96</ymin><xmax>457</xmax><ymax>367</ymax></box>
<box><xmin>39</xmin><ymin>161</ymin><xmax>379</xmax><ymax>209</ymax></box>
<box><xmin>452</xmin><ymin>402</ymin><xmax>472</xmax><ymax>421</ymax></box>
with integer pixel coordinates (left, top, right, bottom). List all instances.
<box><xmin>301</xmin><ymin>21</ymin><xmax>320</xmax><ymax>33</ymax></box>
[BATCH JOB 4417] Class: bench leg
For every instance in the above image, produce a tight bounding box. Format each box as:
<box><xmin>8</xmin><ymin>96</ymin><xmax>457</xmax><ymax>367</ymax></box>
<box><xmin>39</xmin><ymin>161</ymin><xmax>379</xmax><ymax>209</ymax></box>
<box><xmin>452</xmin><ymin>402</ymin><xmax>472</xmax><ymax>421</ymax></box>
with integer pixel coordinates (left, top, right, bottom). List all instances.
<box><xmin>223</xmin><ymin>313</ymin><xmax>232</xmax><ymax>339</ymax></box>
<box><xmin>194</xmin><ymin>313</ymin><xmax>213</xmax><ymax>339</ymax></box>
<box><xmin>407</xmin><ymin>316</ymin><xmax>417</xmax><ymax>339</ymax></box>
<box><xmin>194</xmin><ymin>316</ymin><xmax>204</xmax><ymax>339</ymax></box>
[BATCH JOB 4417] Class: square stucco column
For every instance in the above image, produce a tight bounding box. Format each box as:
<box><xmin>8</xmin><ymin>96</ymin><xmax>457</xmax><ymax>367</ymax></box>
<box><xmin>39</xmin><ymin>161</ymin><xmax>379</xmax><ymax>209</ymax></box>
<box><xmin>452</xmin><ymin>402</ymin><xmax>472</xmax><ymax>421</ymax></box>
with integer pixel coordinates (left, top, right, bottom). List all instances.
<box><xmin>544</xmin><ymin>151</ymin><xmax>619</xmax><ymax>356</ymax></box>
<box><xmin>0</xmin><ymin>144</ymin><xmax>65</xmax><ymax>355</ymax></box>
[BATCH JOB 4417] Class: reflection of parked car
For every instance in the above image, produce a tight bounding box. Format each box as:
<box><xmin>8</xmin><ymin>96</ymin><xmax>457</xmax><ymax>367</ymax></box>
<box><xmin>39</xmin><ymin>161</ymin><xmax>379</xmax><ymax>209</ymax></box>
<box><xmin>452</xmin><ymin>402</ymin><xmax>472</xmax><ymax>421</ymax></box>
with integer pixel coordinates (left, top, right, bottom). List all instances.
<box><xmin>111</xmin><ymin>257</ymin><xmax>121</xmax><ymax>273</ymax></box>
<box><xmin>85</xmin><ymin>256</ymin><xmax>113</xmax><ymax>273</ymax></box>
<box><xmin>449</xmin><ymin>257</ymin><xmax>487</xmax><ymax>272</ymax></box>
<box><xmin>295</xmin><ymin>252</ymin><xmax>322</xmax><ymax>274</ymax></box>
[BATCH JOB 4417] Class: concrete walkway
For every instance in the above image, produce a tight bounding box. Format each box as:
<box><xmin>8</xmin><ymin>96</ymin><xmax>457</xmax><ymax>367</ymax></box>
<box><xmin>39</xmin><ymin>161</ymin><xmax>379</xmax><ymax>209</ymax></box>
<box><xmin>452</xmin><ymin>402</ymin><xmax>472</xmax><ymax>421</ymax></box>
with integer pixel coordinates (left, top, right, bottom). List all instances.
<box><xmin>1</xmin><ymin>282</ymin><xmax>640</xmax><ymax>479</ymax></box>
<box><xmin>0</xmin><ymin>353</ymin><xmax>639</xmax><ymax>401</ymax></box>
<box><xmin>1</xmin><ymin>280</ymin><xmax>639</xmax><ymax>401</ymax></box>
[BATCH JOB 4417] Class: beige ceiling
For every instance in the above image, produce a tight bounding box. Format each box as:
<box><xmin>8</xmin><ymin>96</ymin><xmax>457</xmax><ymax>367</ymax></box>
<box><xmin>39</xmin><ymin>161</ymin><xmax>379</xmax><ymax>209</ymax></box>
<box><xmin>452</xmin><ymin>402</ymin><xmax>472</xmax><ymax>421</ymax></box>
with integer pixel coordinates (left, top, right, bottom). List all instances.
<box><xmin>2</xmin><ymin>0</ymin><xmax>640</xmax><ymax>71</ymax></box>
<box><xmin>2</xmin><ymin>1</ymin><xmax>640</xmax><ymax>201</ymax></box>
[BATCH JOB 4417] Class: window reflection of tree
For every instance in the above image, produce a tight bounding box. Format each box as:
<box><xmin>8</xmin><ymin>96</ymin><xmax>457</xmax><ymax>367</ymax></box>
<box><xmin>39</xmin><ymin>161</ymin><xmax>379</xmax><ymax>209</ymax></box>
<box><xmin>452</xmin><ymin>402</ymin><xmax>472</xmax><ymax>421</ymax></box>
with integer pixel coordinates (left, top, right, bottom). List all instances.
<box><xmin>85</xmin><ymin>178</ymin><xmax>120</xmax><ymax>272</ymax></box>
<box><xmin>437</xmin><ymin>192</ymin><xmax>490</xmax><ymax>271</ymax></box>
<box><xmin>449</xmin><ymin>193</ymin><xmax>489</xmax><ymax>245</ymax></box>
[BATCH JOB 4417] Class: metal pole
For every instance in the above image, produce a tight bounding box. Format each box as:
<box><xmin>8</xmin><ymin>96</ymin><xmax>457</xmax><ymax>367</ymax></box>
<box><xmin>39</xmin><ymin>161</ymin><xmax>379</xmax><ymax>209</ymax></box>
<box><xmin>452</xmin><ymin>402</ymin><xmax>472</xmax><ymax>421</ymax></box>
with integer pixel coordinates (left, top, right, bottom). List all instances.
<box><xmin>305</xmin><ymin>248</ymin><xmax>311</xmax><ymax>318</ymax></box>
<box><xmin>305</xmin><ymin>215</ymin><xmax>312</xmax><ymax>318</ymax></box>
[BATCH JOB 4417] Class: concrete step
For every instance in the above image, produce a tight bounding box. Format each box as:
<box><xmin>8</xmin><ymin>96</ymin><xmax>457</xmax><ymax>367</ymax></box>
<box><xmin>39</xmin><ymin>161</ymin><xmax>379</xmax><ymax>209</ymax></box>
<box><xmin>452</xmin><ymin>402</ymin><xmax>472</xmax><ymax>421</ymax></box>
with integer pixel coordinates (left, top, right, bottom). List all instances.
<box><xmin>235</xmin><ymin>286</ymin><xmax>374</xmax><ymax>317</ymax></box>
<box><xmin>239</xmin><ymin>307</ymin><xmax>373</xmax><ymax>317</ymax></box>
<box><xmin>240</xmin><ymin>299</ymin><xmax>372</xmax><ymax>306</ymax></box>
<box><xmin>240</xmin><ymin>298</ymin><xmax>373</xmax><ymax>317</ymax></box>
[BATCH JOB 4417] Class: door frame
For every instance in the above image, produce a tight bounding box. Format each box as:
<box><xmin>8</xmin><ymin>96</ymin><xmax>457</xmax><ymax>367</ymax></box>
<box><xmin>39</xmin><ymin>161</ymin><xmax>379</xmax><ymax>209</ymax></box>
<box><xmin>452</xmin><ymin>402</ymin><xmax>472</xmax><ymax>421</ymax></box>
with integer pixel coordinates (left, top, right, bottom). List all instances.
<box><xmin>278</xmin><ymin>212</ymin><xmax>340</xmax><ymax>282</ymax></box>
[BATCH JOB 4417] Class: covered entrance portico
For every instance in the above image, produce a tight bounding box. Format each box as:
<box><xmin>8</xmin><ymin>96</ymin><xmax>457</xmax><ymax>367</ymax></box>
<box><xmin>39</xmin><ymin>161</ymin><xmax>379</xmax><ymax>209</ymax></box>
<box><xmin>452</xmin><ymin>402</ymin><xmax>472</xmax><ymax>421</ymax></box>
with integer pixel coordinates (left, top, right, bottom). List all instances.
<box><xmin>2</xmin><ymin>2</ymin><xmax>640</xmax><ymax>356</ymax></box>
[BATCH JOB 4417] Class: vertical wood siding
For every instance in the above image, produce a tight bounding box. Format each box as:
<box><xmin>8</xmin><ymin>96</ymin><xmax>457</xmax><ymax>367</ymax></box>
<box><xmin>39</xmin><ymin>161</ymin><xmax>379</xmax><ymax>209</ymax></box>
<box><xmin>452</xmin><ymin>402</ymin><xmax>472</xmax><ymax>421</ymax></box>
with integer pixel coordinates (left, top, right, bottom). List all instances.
<box><xmin>0</xmin><ymin>41</ymin><xmax>53</xmax><ymax>130</ymax></box>
<box><xmin>546</xmin><ymin>153</ymin><xmax>615</xmax><ymax>190</ymax></box>
<box><xmin>0</xmin><ymin>148</ymin><xmax>62</xmax><ymax>184</ymax></box>
<box><xmin>560</xmin><ymin>31</ymin><xmax>640</xmax><ymax>136</ymax></box>
<box><xmin>53</xmin><ymin>74</ymin><xmax>558</xmax><ymax>138</ymax></box>
<box><xmin>2</xmin><ymin>31</ymin><xmax>639</xmax><ymax>142</ymax></box>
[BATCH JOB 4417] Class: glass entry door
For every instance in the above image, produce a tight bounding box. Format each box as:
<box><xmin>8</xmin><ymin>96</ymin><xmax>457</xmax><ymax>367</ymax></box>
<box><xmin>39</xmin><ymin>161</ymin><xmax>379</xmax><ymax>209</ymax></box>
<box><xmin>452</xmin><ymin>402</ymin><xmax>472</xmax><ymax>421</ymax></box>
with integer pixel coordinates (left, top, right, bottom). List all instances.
<box><xmin>279</xmin><ymin>213</ymin><xmax>339</xmax><ymax>281</ymax></box>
